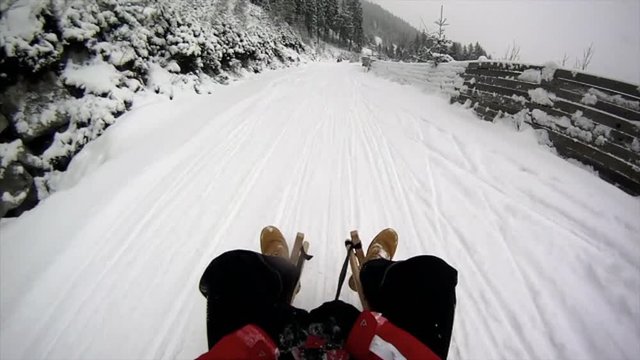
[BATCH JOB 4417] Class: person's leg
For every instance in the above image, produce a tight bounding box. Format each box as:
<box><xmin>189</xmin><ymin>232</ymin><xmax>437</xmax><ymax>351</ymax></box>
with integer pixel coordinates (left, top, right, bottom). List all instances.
<box><xmin>360</xmin><ymin>255</ymin><xmax>458</xmax><ymax>360</ymax></box>
<box><xmin>262</xmin><ymin>254</ymin><xmax>300</xmax><ymax>304</ymax></box>
<box><xmin>359</xmin><ymin>258</ymin><xmax>394</xmax><ymax>311</ymax></box>
<box><xmin>199</xmin><ymin>249</ymin><xmax>301</xmax><ymax>349</ymax></box>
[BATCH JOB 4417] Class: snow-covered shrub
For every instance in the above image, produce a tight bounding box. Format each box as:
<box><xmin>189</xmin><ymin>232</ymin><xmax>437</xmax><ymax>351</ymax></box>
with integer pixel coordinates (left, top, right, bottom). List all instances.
<box><xmin>0</xmin><ymin>139</ymin><xmax>46</xmax><ymax>217</ymax></box>
<box><xmin>0</xmin><ymin>0</ymin><xmax>64</xmax><ymax>74</ymax></box>
<box><xmin>0</xmin><ymin>0</ymin><xmax>309</xmax><ymax>216</ymax></box>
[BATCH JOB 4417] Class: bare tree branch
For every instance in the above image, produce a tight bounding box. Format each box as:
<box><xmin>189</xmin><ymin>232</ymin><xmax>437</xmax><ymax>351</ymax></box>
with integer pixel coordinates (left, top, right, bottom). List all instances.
<box><xmin>503</xmin><ymin>41</ymin><xmax>520</xmax><ymax>61</ymax></box>
<box><xmin>579</xmin><ymin>43</ymin><xmax>595</xmax><ymax>70</ymax></box>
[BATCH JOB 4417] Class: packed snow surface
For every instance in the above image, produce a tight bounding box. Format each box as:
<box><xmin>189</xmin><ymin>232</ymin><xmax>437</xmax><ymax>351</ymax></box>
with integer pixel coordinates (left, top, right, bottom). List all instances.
<box><xmin>1</xmin><ymin>63</ymin><xmax>639</xmax><ymax>359</ymax></box>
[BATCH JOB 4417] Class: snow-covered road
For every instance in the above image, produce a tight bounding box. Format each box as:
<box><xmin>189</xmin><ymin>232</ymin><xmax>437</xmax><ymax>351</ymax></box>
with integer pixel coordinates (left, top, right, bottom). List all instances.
<box><xmin>1</xmin><ymin>62</ymin><xmax>639</xmax><ymax>359</ymax></box>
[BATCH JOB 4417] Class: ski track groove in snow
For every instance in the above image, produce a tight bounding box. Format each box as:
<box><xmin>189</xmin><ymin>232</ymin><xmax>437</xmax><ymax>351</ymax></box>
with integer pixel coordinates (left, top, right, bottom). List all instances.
<box><xmin>414</xmin><ymin>138</ymin><xmax>614</xmax><ymax>268</ymax></box>
<box><xmin>476</xmin><ymin>190</ymin><xmax>552</xmax><ymax>352</ymax></box>
<box><xmin>36</xmin><ymin>158</ymin><xmax>192</xmax><ymax>357</ymax></box>
<box><xmin>1</xmin><ymin>63</ymin><xmax>639</xmax><ymax>360</ymax></box>
<box><xmin>150</xmin><ymin>137</ymin><xmax>278</xmax><ymax>357</ymax></box>
<box><xmin>360</xmin><ymin>106</ymin><xmax>425</xmax><ymax>257</ymax></box>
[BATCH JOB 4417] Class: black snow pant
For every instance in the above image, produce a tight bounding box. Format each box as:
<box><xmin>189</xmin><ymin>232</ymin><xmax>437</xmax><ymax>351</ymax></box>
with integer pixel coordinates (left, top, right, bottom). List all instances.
<box><xmin>360</xmin><ymin>256</ymin><xmax>458</xmax><ymax>360</ymax></box>
<box><xmin>198</xmin><ymin>250</ymin><xmax>303</xmax><ymax>349</ymax></box>
<box><xmin>199</xmin><ymin>250</ymin><xmax>458</xmax><ymax>359</ymax></box>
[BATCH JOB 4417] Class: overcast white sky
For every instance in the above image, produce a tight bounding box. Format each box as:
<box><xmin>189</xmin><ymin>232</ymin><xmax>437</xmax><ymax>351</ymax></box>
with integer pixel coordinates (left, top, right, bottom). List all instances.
<box><xmin>369</xmin><ymin>0</ymin><xmax>640</xmax><ymax>83</ymax></box>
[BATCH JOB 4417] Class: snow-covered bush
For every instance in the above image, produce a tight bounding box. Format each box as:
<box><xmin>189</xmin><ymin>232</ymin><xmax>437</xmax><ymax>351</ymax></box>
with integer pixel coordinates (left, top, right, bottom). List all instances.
<box><xmin>0</xmin><ymin>0</ymin><xmax>308</xmax><ymax>217</ymax></box>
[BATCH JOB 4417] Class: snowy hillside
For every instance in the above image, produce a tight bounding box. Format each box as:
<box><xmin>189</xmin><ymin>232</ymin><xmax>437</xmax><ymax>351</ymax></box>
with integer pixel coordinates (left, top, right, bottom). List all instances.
<box><xmin>1</xmin><ymin>62</ymin><xmax>638</xmax><ymax>359</ymax></box>
<box><xmin>0</xmin><ymin>0</ymin><xmax>308</xmax><ymax>217</ymax></box>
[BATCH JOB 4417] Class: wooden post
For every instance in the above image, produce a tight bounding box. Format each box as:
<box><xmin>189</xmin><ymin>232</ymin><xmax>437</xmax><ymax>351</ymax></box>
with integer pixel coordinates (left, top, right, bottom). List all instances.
<box><xmin>348</xmin><ymin>230</ymin><xmax>369</xmax><ymax>310</ymax></box>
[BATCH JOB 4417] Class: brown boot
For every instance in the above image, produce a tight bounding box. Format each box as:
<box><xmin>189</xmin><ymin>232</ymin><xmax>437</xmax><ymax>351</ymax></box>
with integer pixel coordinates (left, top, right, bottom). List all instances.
<box><xmin>349</xmin><ymin>228</ymin><xmax>398</xmax><ymax>290</ymax></box>
<box><xmin>364</xmin><ymin>228</ymin><xmax>398</xmax><ymax>262</ymax></box>
<box><xmin>260</xmin><ymin>225</ymin><xmax>289</xmax><ymax>259</ymax></box>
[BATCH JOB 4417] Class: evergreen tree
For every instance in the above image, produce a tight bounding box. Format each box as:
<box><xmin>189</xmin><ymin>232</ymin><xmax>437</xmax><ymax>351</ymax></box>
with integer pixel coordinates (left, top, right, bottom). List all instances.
<box><xmin>303</xmin><ymin>0</ymin><xmax>317</xmax><ymax>36</ymax></box>
<box><xmin>315</xmin><ymin>0</ymin><xmax>326</xmax><ymax>38</ymax></box>
<box><xmin>450</xmin><ymin>42</ymin><xmax>463</xmax><ymax>60</ymax></box>
<box><xmin>325</xmin><ymin>0</ymin><xmax>339</xmax><ymax>38</ymax></box>
<box><xmin>337</xmin><ymin>0</ymin><xmax>352</xmax><ymax>46</ymax></box>
<box><xmin>276</xmin><ymin>0</ymin><xmax>296</xmax><ymax>24</ymax></box>
<box><xmin>467</xmin><ymin>43</ymin><xmax>474</xmax><ymax>59</ymax></box>
<box><xmin>432</xmin><ymin>5</ymin><xmax>451</xmax><ymax>55</ymax></box>
<box><xmin>413</xmin><ymin>31</ymin><xmax>421</xmax><ymax>53</ymax></box>
<box><xmin>251</xmin><ymin>0</ymin><xmax>486</xmax><ymax>58</ymax></box>
<box><xmin>349</xmin><ymin>0</ymin><xmax>363</xmax><ymax>48</ymax></box>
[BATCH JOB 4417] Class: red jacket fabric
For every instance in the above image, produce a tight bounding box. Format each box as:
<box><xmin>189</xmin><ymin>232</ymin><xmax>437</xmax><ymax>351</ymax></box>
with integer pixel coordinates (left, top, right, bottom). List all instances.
<box><xmin>197</xmin><ymin>311</ymin><xmax>440</xmax><ymax>360</ymax></box>
<box><xmin>345</xmin><ymin>311</ymin><xmax>440</xmax><ymax>360</ymax></box>
<box><xmin>196</xmin><ymin>325</ymin><xmax>278</xmax><ymax>360</ymax></box>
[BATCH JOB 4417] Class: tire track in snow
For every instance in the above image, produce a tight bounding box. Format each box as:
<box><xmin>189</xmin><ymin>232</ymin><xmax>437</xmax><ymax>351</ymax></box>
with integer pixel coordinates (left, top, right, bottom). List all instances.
<box><xmin>275</xmin><ymin>117</ymin><xmax>324</xmax><ymax>228</ymax></box>
<box><xmin>32</xmin><ymin>146</ymin><xmax>206</xmax><ymax>358</ymax></box>
<box><xmin>436</xmin><ymin>212</ymin><xmax>536</xmax><ymax>357</ymax></box>
<box><xmin>38</xmin><ymin>79</ymin><xmax>288</xmax><ymax>358</ymax></box>
<box><xmin>355</xmin><ymin>91</ymin><xmax>434</xmax><ymax>255</ymax></box>
<box><xmin>353</xmin><ymin>96</ymin><xmax>394</xmax><ymax>224</ymax></box>
<box><xmin>475</xmin><ymin>188</ymin><xmax>555</xmax><ymax>349</ymax></box>
<box><xmin>412</xmin><ymin>132</ymin><xmax>626</xmax><ymax>266</ymax></box>
<box><xmin>355</xmin><ymin>77</ymin><xmax>521</xmax><ymax>355</ymax></box>
<box><xmin>449</xmin><ymin>133</ymin><xmax>477</xmax><ymax>173</ymax></box>
<box><xmin>150</xmin><ymin>76</ymin><xmax>318</xmax><ymax>355</ymax></box>
<box><xmin>366</xmin><ymin>120</ymin><xmax>536</xmax><ymax>356</ymax></box>
<box><xmin>40</xmin><ymin>119</ymin><xmax>248</xmax><ymax>356</ymax></box>
<box><xmin>88</xmin><ymin>85</ymin><xmax>279</xmax><ymax>285</ymax></box>
<box><xmin>357</xmin><ymin>76</ymin><xmax>526</xmax><ymax>351</ymax></box>
<box><xmin>149</xmin><ymin>95</ymin><xmax>295</xmax><ymax>355</ymax></box>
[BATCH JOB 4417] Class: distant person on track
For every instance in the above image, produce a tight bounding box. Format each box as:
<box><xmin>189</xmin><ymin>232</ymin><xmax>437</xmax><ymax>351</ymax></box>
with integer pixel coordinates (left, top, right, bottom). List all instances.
<box><xmin>197</xmin><ymin>226</ymin><xmax>458</xmax><ymax>360</ymax></box>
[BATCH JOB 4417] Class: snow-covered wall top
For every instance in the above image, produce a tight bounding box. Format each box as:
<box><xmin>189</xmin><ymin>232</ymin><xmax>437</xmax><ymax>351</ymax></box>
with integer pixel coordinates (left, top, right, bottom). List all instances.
<box><xmin>370</xmin><ymin>59</ymin><xmax>640</xmax><ymax>195</ymax></box>
<box><xmin>0</xmin><ymin>0</ymin><xmax>309</xmax><ymax>217</ymax></box>
<box><xmin>370</xmin><ymin>60</ymin><xmax>467</xmax><ymax>97</ymax></box>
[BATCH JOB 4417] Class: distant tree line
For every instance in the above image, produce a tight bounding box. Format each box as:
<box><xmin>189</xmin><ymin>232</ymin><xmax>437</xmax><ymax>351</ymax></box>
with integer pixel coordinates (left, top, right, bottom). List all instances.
<box><xmin>363</xmin><ymin>2</ymin><xmax>489</xmax><ymax>62</ymax></box>
<box><xmin>250</xmin><ymin>0</ymin><xmax>364</xmax><ymax>50</ymax></box>
<box><xmin>449</xmin><ymin>42</ymin><xmax>490</xmax><ymax>60</ymax></box>
<box><xmin>372</xmin><ymin>37</ymin><xmax>489</xmax><ymax>62</ymax></box>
